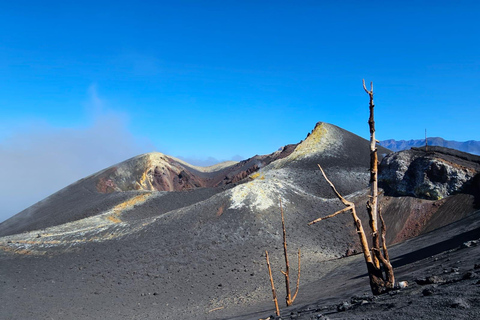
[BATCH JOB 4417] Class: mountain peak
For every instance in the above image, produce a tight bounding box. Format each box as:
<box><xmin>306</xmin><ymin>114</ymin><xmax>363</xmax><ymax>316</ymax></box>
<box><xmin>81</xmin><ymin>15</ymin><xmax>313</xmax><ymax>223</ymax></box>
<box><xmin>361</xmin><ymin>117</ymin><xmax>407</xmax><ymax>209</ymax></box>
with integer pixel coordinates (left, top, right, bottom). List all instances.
<box><xmin>292</xmin><ymin>122</ymin><xmax>341</xmax><ymax>158</ymax></box>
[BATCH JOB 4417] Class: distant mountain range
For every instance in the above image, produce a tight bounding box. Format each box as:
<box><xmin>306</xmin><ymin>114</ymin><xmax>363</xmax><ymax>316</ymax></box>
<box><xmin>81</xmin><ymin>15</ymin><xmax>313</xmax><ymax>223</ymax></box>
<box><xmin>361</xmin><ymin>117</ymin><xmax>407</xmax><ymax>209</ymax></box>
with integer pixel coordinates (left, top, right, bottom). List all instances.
<box><xmin>380</xmin><ymin>137</ymin><xmax>480</xmax><ymax>155</ymax></box>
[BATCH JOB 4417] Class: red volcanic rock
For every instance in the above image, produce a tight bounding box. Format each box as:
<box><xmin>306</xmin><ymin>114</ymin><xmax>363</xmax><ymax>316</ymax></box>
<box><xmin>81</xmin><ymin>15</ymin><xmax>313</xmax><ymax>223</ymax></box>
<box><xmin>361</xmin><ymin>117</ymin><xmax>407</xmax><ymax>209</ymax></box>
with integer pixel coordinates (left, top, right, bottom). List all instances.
<box><xmin>94</xmin><ymin>144</ymin><xmax>299</xmax><ymax>194</ymax></box>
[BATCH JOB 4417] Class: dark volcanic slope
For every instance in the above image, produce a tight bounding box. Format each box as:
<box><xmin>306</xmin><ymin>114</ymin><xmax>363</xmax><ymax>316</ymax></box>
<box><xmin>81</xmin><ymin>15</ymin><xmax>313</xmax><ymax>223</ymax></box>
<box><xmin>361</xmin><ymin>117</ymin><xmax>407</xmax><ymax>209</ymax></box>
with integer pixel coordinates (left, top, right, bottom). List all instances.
<box><xmin>250</xmin><ymin>209</ymin><xmax>480</xmax><ymax>320</ymax></box>
<box><xmin>0</xmin><ymin>122</ymin><xmax>478</xmax><ymax>320</ymax></box>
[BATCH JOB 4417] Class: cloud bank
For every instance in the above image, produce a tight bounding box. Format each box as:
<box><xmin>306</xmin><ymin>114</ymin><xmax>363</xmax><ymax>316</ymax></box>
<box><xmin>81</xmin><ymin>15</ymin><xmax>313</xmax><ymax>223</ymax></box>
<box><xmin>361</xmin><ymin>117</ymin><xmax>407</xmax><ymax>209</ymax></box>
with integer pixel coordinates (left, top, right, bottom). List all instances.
<box><xmin>0</xmin><ymin>85</ymin><xmax>155</xmax><ymax>223</ymax></box>
<box><xmin>0</xmin><ymin>87</ymin><xmax>244</xmax><ymax>224</ymax></box>
<box><xmin>0</xmin><ymin>114</ymin><xmax>153</xmax><ymax>223</ymax></box>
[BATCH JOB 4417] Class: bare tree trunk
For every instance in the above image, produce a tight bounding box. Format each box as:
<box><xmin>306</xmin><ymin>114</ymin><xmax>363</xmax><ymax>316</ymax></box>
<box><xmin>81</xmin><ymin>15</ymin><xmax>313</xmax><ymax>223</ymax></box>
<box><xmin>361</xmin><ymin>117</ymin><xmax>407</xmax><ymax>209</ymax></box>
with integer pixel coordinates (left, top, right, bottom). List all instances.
<box><xmin>363</xmin><ymin>79</ymin><xmax>395</xmax><ymax>292</ymax></box>
<box><xmin>265</xmin><ymin>250</ymin><xmax>280</xmax><ymax>316</ymax></box>
<box><xmin>363</xmin><ymin>79</ymin><xmax>381</xmax><ymax>269</ymax></box>
<box><xmin>279</xmin><ymin>199</ymin><xmax>292</xmax><ymax>306</ymax></box>
<box><xmin>279</xmin><ymin>199</ymin><xmax>301</xmax><ymax>306</ymax></box>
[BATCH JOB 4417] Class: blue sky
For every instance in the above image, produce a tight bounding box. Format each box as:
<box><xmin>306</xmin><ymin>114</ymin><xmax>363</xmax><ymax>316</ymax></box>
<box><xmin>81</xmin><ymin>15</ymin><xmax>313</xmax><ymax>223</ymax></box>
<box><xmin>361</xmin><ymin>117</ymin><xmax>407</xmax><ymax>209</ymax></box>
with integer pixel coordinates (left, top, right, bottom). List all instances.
<box><xmin>0</xmin><ymin>1</ymin><xmax>479</xmax><ymax>221</ymax></box>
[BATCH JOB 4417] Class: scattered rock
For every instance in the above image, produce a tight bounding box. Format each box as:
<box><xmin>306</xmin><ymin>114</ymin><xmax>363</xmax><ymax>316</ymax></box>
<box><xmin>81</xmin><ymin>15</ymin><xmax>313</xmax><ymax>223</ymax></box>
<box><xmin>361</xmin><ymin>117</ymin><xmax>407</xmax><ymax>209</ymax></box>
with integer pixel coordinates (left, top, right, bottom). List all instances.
<box><xmin>450</xmin><ymin>298</ymin><xmax>470</xmax><ymax>309</ymax></box>
<box><xmin>389</xmin><ymin>290</ymin><xmax>398</xmax><ymax>296</ymax></box>
<box><xmin>345</xmin><ymin>248</ymin><xmax>357</xmax><ymax>257</ymax></box>
<box><xmin>461</xmin><ymin>240</ymin><xmax>479</xmax><ymax>248</ymax></box>
<box><xmin>429</xmin><ymin>275</ymin><xmax>446</xmax><ymax>284</ymax></box>
<box><xmin>350</xmin><ymin>295</ymin><xmax>373</xmax><ymax>304</ymax></box>
<box><xmin>337</xmin><ymin>301</ymin><xmax>352</xmax><ymax>312</ymax></box>
<box><xmin>462</xmin><ymin>271</ymin><xmax>478</xmax><ymax>280</ymax></box>
<box><xmin>415</xmin><ymin>276</ymin><xmax>445</xmax><ymax>285</ymax></box>
<box><xmin>422</xmin><ymin>288</ymin><xmax>435</xmax><ymax>296</ymax></box>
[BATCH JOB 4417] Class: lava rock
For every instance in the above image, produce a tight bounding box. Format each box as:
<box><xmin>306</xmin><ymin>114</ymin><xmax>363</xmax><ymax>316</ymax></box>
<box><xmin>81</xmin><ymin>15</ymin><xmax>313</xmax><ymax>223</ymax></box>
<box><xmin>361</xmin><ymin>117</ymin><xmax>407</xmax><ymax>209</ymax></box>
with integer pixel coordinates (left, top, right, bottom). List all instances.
<box><xmin>461</xmin><ymin>240</ymin><xmax>479</xmax><ymax>248</ymax></box>
<box><xmin>415</xmin><ymin>276</ymin><xmax>445</xmax><ymax>285</ymax></box>
<box><xmin>379</xmin><ymin>148</ymin><xmax>479</xmax><ymax>200</ymax></box>
<box><xmin>337</xmin><ymin>301</ymin><xmax>352</xmax><ymax>312</ymax></box>
<box><xmin>462</xmin><ymin>271</ymin><xmax>478</xmax><ymax>280</ymax></box>
<box><xmin>450</xmin><ymin>298</ymin><xmax>470</xmax><ymax>309</ymax></box>
<box><xmin>422</xmin><ymin>288</ymin><xmax>436</xmax><ymax>296</ymax></box>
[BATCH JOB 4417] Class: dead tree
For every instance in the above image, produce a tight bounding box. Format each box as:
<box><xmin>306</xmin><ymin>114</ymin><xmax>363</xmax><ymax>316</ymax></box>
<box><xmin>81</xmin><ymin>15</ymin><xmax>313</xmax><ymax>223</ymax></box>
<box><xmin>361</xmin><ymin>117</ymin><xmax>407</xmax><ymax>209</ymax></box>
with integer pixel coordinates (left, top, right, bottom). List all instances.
<box><xmin>279</xmin><ymin>199</ymin><xmax>301</xmax><ymax>306</ymax></box>
<box><xmin>264</xmin><ymin>200</ymin><xmax>301</xmax><ymax>316</ymax></box>
<box><xmin>308</xmin><ymin>80</ymin><xmax>395</xmax><ymax>295</ymax></box>
<box><xmin>363</xmin><ymin>79</ymin><xmax>395</xmax><ymax>292</ymax></box>
<box><xmin>265</xmin><ymin>250</ymin><xmax>280</xmax><ymax>316</ymax></box>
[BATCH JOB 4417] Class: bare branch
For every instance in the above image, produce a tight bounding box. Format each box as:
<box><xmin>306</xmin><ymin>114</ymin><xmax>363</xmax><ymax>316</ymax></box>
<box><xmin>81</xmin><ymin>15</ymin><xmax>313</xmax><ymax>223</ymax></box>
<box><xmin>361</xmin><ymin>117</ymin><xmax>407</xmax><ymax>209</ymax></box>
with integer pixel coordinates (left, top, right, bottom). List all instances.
<box><xmin>362</xmin><ymin>78</ymin><xmax>369</xmax><ymax>94</ymax></box>
<box><xmin>280</xmin><ymin>198</ymin><xmax>294</xmax><ymax>306</ymax></box>
<box><xmin>308</xmin><ymin>206</ymin><xmax>352</xmax><ymax>225</ymax></box>
<box><xmin>265</xmin><ymin>250</ymin><xmax>280</xmax><ymax>316</ymax></box>
<box><xmin>379</xmin><ymin>208</ymin><xmax>390</xmax><ymax>262</ymax></box>
<box><xmin>207</xmin><ymin>306</ymin><xmax>225</xmax><ymax>313</ymax></box>
<box><xmin>317</xmin><ymin>164</ymin><xmax>352</xmax><ymax>207</ymax></box>
<box><xmin>291</xmin><ymin>249</ymin><xmax>301</xmax><ymax>302</ymax></box>
<box><xmin>310</xmin><ymin>164</ymin><xmax>373</xmax><ymax>265</ymax></box>
<box><xmin>362</xmin><ymin>79</ymin><xmax>373</xmax><ymax>94</ymax></box>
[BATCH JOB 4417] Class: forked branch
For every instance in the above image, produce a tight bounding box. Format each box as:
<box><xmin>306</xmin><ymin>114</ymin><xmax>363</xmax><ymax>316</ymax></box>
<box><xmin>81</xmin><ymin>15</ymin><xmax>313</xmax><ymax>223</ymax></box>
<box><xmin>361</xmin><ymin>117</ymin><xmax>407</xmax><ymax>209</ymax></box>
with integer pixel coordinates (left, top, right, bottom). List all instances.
<box><xmin>362</xmin><ymin>78</ymin><xmax>373</xmax><ymax>95</ymax></box>
<box><xmin>309</xmin><ymin>164</ymin><xmax>374</xmax><ymax>267</ymax></box>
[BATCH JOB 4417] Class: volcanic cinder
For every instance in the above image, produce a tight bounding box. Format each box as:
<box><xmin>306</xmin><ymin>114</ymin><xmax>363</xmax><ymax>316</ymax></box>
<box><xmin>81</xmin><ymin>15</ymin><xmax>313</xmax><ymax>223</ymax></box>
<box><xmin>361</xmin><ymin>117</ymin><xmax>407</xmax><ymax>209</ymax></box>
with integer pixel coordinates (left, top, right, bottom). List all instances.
<box><xmin>1</xmin><ymin>122</ymin><xmax>479</xmax><ymax>320</ymax></box>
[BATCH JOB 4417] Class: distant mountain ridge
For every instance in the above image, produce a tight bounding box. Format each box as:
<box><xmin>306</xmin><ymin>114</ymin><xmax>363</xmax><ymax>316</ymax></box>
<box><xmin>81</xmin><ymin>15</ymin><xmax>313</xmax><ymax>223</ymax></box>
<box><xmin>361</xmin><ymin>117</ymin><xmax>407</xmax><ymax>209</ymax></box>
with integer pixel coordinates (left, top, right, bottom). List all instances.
<box><xmin>380</xmin><ymin>137</ymin><xmax>480</xmax><ymax>155</ymax></box>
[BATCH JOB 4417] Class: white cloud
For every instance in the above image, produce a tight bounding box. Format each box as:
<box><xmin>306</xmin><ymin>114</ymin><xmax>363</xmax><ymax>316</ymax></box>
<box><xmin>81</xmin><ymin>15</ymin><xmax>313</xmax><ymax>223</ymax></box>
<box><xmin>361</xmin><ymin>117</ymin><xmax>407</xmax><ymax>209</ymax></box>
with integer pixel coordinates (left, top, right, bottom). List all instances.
<box><xmin>0</xmin><ymin>88</ymin><xmax>153</xmax><ymax>223</ymax></box>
